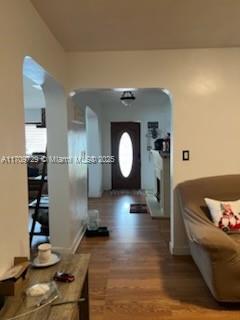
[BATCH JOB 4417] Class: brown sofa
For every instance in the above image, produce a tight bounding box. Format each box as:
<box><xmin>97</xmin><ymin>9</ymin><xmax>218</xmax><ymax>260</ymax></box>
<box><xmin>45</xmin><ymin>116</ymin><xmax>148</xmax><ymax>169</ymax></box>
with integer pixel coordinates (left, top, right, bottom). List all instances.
<box><xmin>177</xmin><ymin>175</ymin><xmax>240</xmax><ymax>302</ymax></box>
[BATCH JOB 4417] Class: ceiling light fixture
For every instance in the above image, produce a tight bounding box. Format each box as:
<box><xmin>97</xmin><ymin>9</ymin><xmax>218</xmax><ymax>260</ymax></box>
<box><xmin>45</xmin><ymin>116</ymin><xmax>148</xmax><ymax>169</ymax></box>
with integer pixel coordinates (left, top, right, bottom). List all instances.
<box><xmin>114</xmin><ymin>88</ymin><xmax>136</xmax><ymax>92</ymax></box>
<box><xmin>120</xmin><ymin>91</ymin><xmax>136</xmax><ymax>107</ymax></box>
<box><xmin>69</xmin><ymin>91</ymin><xmax>76</xmax><ymax>97</ymax></box>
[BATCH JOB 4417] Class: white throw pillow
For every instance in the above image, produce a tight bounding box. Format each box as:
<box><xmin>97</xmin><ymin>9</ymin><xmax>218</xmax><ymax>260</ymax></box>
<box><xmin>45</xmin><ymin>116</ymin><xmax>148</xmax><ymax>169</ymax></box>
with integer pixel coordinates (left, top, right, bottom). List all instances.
<box><xmin>205</xmin><ymin>198</ymin><xmax>240</xmax><ymax>232</ymax></box>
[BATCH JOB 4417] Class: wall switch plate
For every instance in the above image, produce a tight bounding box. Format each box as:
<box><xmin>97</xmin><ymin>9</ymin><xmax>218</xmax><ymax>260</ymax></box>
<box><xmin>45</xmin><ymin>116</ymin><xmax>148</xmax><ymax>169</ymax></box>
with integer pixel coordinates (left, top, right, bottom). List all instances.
<box><xmin>182</xmin><ymin>150</ymin><xmax>190</xmax><ymax>161</ymax></box>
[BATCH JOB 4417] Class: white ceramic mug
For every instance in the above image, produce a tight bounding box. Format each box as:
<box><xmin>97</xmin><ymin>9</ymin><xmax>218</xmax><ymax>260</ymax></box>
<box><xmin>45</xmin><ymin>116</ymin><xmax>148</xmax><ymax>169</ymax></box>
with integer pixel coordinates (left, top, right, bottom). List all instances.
<box><xmin>38</xmin><ymin>243</ymin><xmax>52</xmax><ymax>264</ymax></box>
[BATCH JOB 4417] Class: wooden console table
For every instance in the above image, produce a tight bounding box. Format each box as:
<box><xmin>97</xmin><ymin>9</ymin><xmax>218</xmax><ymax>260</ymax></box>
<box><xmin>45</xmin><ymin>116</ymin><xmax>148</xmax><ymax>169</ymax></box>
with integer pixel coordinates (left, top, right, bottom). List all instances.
<box><xmin>0</xmin><ymin>254</ymin><xmax>90</xmax><ymax>320</ymax></box>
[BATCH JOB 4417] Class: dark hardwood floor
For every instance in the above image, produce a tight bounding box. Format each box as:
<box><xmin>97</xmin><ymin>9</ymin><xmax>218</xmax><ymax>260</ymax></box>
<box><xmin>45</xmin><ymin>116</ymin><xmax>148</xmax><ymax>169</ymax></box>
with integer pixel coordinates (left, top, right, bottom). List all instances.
<box><xmin>77</xmin><ymin>193</ymin><xmax>240</xmax><ymax>320</ymax></box>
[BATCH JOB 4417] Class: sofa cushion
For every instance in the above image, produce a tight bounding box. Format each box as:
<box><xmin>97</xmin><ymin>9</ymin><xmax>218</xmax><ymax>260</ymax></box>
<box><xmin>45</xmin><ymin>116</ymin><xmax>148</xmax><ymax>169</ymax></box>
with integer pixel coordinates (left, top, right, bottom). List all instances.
<box><xmin>228</xmin><ymin>232</ymin><xmax>240</xmax><ymax>243</ymax></box>
<box><xmin>200</xmin><ymin>205</ymin><xmax>213</xmax><ymax>221</ymax></box>
<box><xmin>205</xmin><ymin>198</ymin><xmax>240</xmax><ymax>232</ymax></box>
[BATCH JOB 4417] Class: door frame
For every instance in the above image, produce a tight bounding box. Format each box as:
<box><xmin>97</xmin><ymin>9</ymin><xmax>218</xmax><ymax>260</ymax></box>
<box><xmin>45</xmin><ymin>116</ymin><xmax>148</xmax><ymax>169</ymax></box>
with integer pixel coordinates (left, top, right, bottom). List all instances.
<box><xmin>111</xmin><ymin>121</ymin><xmax>141</xmax><ymax>190</ymax></box>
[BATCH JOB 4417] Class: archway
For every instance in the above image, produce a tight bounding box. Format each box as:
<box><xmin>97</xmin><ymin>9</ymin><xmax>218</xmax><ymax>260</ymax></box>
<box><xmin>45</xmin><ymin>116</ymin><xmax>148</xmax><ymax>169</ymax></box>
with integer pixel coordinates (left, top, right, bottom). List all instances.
<box><xmin>23</xmin><ymin>56</ymin><xmax>75</xmax><ymax>252</ymax></box>
<box><xmin>74</xmin><ymin>88</ymin><xmax>173</xmax><ymax>244</ymax></box>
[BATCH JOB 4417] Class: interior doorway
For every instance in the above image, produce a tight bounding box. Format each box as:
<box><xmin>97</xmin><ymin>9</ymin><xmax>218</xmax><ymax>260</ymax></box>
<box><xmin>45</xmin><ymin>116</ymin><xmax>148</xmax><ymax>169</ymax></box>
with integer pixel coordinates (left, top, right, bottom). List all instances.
<box><xmin>23</xmin><ymin>56</ymin><xmax>75</xmax><ymax>253</ymax></box>
<box><xmin>111</xmin><ymin>122</ymin><xmax>141</xmax><ymax>190</ymax></box>
<box><xmin>74</xmin><ymin>88</ymin><xmax>172</xmax><ymax>220</ymax></box>
<box><xmin>23</xmin><ymin>74</ymin><xmax>49</xmax><ymax>249</ymax></box>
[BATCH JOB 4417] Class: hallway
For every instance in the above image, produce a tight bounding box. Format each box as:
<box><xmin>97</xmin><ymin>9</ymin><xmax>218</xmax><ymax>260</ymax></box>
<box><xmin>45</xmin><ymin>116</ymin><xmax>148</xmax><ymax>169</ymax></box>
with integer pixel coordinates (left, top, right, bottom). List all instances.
<box><xmin>77</xmin><ymin>193</ymin><xmax>239</xmax><ymax>320</ymax></box>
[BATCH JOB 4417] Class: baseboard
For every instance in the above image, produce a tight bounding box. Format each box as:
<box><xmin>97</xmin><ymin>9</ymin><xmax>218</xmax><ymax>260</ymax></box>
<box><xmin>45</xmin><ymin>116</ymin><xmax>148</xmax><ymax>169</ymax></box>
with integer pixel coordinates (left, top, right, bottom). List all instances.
<box><xmin>70</xmin><ymin>224</ymin><xmax>87</xmax><ymax>253</ymax></box>
<box><xmin>88</xmin><ymin>191</ymin><xmax>102</xmax><ymax>198</ymax></box>
<box><xmin>52</xmin><ymin>224</ymin><xmax>87</xmax><ymax>255</ymax></box>
<box><xmin>51</xmin><ymin>246</ymin><xmax>71</xmax><ymax>255</ymax></box>
<box><xmin>169</xmin><ymin>241</ymin><xmax>190</xmax><ymax>255</ymax></box>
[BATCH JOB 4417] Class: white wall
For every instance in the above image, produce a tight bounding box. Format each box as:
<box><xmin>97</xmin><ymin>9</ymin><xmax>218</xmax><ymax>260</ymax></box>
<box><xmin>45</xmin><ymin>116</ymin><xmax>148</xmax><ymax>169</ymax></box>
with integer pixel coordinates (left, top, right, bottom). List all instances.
<box><xmin>23</xmin><ymin>76</ymin><xmax>45</xmax><ymax>109</ymax></box>
<box><xmin>0</xmin><ymin>0</ymin><xmax>66</xmax><ymax>275</ymax></box>
<box><xmin>67</xmin><ymin>100</ymin><xmax>88</xmax><ymax>251</ymax></box>
<box><xmin>67</xmin><ymin>49</ymin><xmax>240</xmax><ymax>254</ymax></box>
<box><xmin>75</xmin><ymin>93</ymin><xmax>104</xmax><ymax>197</ymax></box>
<box><xmin>43</xmin><ymin>78</ymin><xmax>72</xmax><ymax>251</ymax></box>
<box><xmin>24</xmin><ymin>108</ymin><xmax>42</xmax><ymax>123</ymax></box>
<box><xmin>86</xmin><ymin>107</ymin><xmax>103</xmax><ymax>197</ymax></box>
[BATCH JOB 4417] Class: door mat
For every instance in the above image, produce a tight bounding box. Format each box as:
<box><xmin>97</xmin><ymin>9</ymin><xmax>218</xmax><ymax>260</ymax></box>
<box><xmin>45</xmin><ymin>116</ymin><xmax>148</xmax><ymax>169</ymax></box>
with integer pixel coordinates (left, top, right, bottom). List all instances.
<box><xmin>130</xmin><ymin>203</ymin><xmax>149</xmax><ymax>214</ymax></box>
<box><xmin>85</xmin><ymin>227</ymin><xmax>110</xmax><ymax>237</ymax></box>
<box><xmin>110</xmin><ymin>190</ymin><xmax>146</xmax><ymax>196</ymax></box>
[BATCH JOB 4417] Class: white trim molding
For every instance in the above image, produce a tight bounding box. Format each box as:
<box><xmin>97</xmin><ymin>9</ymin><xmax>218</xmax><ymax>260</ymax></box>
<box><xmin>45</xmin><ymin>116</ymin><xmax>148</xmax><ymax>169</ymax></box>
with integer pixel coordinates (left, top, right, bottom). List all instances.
<box><xmin>70</xmin><ymin>224</ymin><xmax>87</xmax><ymax>253</ymax></box>
<box><xmin>52</xmin><ymin>224</ymin><xmax>87</xmax><ymax>254</ymax></box>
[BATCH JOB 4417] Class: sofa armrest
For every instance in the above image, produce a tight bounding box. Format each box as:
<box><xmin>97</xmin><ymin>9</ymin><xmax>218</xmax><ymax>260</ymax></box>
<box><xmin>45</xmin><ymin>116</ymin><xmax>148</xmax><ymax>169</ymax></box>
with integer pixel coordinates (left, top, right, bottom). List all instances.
<box><xmin>184</xmin><ymin>207</ymin><xmax>239</xmax><ymax>261</ymax></box>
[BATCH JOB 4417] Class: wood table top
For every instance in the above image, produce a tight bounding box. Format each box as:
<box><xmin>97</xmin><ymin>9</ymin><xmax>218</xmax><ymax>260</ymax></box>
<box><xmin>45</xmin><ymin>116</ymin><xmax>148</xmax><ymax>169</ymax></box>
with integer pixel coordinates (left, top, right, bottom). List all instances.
<box><xmin>0</xmin><ymin>254</ymin><xmax>90</xmax><ymax>320</ymax></box>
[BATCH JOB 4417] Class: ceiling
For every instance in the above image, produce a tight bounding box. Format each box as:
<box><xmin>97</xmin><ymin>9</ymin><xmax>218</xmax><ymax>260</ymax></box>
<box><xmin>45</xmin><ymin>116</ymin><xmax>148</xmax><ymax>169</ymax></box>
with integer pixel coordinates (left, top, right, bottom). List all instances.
<box><xmin>31</xmin><ymin>0</ymin><xmax>240</xmax><ymax>51</ymax></box>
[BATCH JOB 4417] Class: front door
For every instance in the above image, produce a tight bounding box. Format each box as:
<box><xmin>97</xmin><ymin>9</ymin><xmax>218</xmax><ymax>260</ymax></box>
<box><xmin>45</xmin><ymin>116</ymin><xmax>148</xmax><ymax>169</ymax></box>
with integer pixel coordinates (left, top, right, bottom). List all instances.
<box><xmin>111</xmin><ymin>122</ymin><xmax>141</xmax><ymax>190</ymax></box>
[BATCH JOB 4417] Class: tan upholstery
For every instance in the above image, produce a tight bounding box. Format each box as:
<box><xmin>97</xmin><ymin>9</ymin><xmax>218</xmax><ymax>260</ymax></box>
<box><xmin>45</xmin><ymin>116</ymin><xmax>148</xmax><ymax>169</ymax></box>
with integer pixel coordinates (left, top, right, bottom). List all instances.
<box><xmin>177</xmin><ymin>175</ymin><xmax>240</xmax><ymax>302</ymax></box>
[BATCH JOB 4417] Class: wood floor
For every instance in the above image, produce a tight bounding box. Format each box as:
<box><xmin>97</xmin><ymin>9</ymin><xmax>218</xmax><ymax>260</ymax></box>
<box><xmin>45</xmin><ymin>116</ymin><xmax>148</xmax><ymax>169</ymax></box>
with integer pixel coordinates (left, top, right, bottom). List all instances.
<box><xmin>77</xmin><ymin>193</ymin><xmax>240</xmax><ymax>320</ymax></box>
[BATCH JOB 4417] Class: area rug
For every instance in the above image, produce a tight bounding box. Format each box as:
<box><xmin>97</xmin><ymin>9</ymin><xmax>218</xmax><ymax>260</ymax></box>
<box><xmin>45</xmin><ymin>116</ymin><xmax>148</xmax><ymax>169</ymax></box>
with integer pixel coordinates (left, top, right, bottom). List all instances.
<box><xmin>130</xmin><ymin>203</ymin><xmax>149</xmax><ymax>214</ymax></box>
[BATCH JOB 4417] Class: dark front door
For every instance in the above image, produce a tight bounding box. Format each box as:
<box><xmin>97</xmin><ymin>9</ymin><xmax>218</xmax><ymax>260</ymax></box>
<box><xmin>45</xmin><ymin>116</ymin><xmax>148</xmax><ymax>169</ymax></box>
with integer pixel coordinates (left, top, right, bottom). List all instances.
<box><xmin>111</xmin><ymin>122</ymin><xmax>141</xmax><ymax>190</ymax></box>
